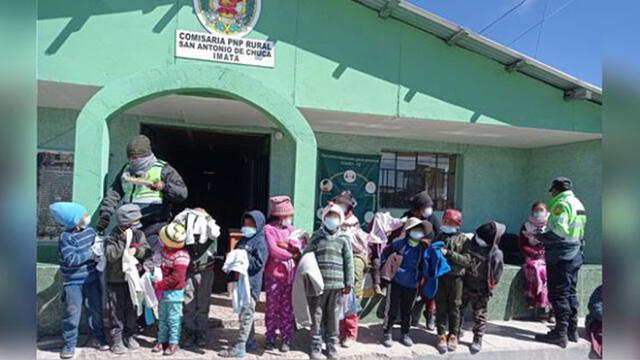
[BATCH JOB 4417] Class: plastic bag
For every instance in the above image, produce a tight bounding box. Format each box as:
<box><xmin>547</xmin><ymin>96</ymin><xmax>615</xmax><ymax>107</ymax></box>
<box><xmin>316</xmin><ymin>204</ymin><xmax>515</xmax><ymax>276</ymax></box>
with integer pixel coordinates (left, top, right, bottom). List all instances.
<box><xmin>339</xmin><ymin>289</ymin><xmax>362</xmax><ymax>320</ymax></box>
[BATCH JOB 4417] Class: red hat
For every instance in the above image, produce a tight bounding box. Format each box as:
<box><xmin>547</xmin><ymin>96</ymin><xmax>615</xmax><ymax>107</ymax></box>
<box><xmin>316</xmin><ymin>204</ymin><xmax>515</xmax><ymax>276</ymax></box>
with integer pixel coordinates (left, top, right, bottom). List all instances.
<box><xmin>443</xmin><ymin>209</ymin><xmax>462</xmax><ymax>226</ymax></box>
<box><xmin>270</xmin><ymin>196</ymin><xmax>294</xmax><ymax>217</ymax></box>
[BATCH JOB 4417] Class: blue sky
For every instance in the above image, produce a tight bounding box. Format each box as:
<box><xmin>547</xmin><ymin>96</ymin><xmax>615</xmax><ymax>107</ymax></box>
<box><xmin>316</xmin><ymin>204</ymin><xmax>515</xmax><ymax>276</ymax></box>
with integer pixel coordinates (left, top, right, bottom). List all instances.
<box><xmin>408</xmin><ymin>0</ymin><xmax>601</xmax><ymax>87</ymax></box>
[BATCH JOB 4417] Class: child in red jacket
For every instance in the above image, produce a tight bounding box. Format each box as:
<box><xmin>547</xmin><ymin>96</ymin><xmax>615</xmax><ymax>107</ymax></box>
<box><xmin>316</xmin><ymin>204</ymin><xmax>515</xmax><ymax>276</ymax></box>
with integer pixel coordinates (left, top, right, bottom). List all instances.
<box><xmin>152</xmin><ymin>222</ymin><xmax>190</xmax><ymax>356</ymax></box>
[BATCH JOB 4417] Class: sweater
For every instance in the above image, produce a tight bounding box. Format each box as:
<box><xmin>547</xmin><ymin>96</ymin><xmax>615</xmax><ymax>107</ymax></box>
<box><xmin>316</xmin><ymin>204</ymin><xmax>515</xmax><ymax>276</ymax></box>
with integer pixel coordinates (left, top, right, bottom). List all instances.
<box><xmin>105</xmin><ymin>228</ymin><xmax>151</xmax><ymax>283</ymax></box>
<box><xmin>264</xmin><ymin>223</ymin><xmax>297</xmax><ymax>283</ymax></box>
<box><xmin>435</xmin><ymin>231</ymin><xmax>472</xmax><ymax>277</ymax></box>
<box><xmin>155</xmin><ymin>247</ymin><xmax>190</xmax><ymax>301</ymax></box>
<box><xmin>463</xmin><ymin>222</ymin><xmax>505</xmax><ymax>292</ymax></box>
<box><xmin>58</xmin><ymin>228</ymin><xmax>99</xmax><ymax>285</ymax></box>
<box><xmin>303</xmin><ymin>227</ymin><xmax>354</xmax><ymax>290</ymax></box>
<box><xmin>381</xmin><ymin>238</ymin><xmax>425</xmax><ymax>289</ymax></box>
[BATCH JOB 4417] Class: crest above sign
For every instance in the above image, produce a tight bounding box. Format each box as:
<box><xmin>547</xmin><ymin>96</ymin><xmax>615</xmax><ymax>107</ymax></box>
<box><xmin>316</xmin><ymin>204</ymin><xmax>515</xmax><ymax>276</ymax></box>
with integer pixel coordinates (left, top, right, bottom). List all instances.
<box><xmin>193</xmin><ymin>0</ymin><xmax>261</xmax><ymax>37</ymax></box>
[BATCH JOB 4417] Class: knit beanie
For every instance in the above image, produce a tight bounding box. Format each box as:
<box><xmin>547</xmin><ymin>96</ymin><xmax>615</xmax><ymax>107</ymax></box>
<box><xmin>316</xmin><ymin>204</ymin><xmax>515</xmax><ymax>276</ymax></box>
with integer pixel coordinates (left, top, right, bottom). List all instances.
<box><xmin>443</xmin><ymin>208</ymin><xmax>463</xmax><ymax>226</ymax></box>
<box><xmin>116</xmin><ymin>204</ymin><xmax>142</xmax><ymax>229</ymax></box>
<box><xmin>270</xmin><ymin>195</ymin><xmax>294</xmax><ymax>217</ymax></box>
<box><xmin>159</xmin><ymin>222</ymin><xmax>187</xmax><ymax>249</ymax></box>
<box><xmin>126</xmin><ymin>135</ymin><xmax>152</xmax><ymax>158</ymax></box>
<box><xmin>410</xmin><ymin>191</ymin><xmax>434</xmax><ymax>210</ymax></box>
<box><xmin>475</xmin><ymin>222</ymin><xmax>496</xmax><ymax>246</ymax></box>
<box><xmin>332</xmin><ymin>190</ymin><xmax>356</xmax><ymax>210</ymax></box>
<box><xmin>49</xmin><ymin>202</ymin><xmax>87</xmax><ymax>230</ymax></box>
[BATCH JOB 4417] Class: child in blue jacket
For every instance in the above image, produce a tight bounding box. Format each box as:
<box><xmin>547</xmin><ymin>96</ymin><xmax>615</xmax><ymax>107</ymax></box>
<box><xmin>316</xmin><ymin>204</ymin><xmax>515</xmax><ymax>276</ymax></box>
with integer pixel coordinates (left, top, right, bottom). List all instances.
<box><xmin>50</xmin><ymin>202</ymin><xmax>108</xmax><ymax>359</ymax></box>
<box><xmin>380</xmin><ymin>217</ymin><xmax>433</xmax><ymax>348</ymax></box>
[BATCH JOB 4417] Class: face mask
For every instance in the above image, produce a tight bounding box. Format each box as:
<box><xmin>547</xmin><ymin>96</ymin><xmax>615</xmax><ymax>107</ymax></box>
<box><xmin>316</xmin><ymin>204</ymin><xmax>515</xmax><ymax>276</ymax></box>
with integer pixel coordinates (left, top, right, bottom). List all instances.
<box><xmin>440</xmin><ymin>225</ymin><xmax>457</xmax><ymax>234</ymax></box>
<box><xmin>533</xmin><ymin>211</ymin><xmax>547</xmax><ymax>220</ymax></box>
<box><xmin>475</xmin><ymin>235</ymin><xmax>488</xmax><ymax>247</ymax></box>
<box><xmin>128</xmin><ymin>154</ymin><xmax>156</xmax><ymax>176</ymax></box>
<box><xmin>323</xmin><ymin>217</ymin><xmax>340</xmax><ymax>231</ymax></box>
<box><xmin>423</xmin><ymin>207</ymin><xmax>433</xmax><ymax>218</ymax></box>
<box><xmin>241</xmin><ymin>226</ymin><xmax>257</xmax><ymax>238</ymax></box>
<box><xmin>281</xmin><ymin>217</ymin><xmax>293</xmax><ymax>227</ymax></box>
<box><xmin>409</xmin><ymin>230</ymin><xmax>425</xmax><ymax>240</ymax></box>
<box><xmin>338</xmin><ymin>204</ymin><xmax>349</xmax><ymax>214</ymax></box>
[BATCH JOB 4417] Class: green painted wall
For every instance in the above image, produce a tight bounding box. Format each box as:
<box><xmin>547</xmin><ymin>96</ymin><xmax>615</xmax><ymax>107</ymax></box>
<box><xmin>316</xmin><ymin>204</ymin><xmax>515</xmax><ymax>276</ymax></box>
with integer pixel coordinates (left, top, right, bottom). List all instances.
<box><xmin>38</xmin><ymin>107</ymin><xmax>602</xmax><ymax>263</ymax></box>
<box><xmin>37</xmin><ymin>0</ymin><xmax>601</xmax><ymax>133</ymax></box>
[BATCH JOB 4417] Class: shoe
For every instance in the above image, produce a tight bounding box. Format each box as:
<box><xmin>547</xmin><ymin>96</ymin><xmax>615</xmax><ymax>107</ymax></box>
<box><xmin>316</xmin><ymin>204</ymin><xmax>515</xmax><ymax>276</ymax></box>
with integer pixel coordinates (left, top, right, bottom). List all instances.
<box><xmin>401</xmin><ymin>334</ymin><xmax>413</xmax><ymax>347</ymax></box>
<box><xmin>341</xmin><ymin>337</ymin><xmax>355</xmax><ymax>348</ymax></box>
<box><xmin>151</xmin><ymin>342</ymin><xmax>164</xmax><ymax>353</ymax></box>
<box><xmin>265</xmin><ymin>339</ymin><xmax>275</xmax><ymax>351</ymax></box>
<box><xmin>181</xmin><ymin>333</ymin><xmax>196</xmax><ymax>348</ymax></box>
<box><xmin>90</xmin><ymin>338</ymin><xmax>109</xmax><ymax>351</ymax></box>
<box><xmin>326</xmin><ymin>342</ymin><xmax>338</xmax><ymax>360</ymax></box>
<box><xmin>447</xmin><ymin>333</ymin><xmax>458</xmax><ymax>352</ymax></box>
<box><xmin>280</xmin><ymin>339</ymin><xmax>291</xmax><ymax>352</ymax></box>
<box><xmin>309</xmin><ymin>346</ymin><xmax>324</xmax><ymax>360</ymax></box>
<box><xmin>535</xmin><ymin>332</ymin><xmax>568</xmax><ymax>348</ymax></box>
<box><xmin>245</xmin><ymin>339</ymin><xmax>257</xmax><ymax>353</ymax></box>
<box><xmin>568</xmin><ymin>328</ymin><xmax>579</xmax><ymax>342</ymax></box>
<box><xmin>163</xmin><ymin>344</ymin><xmax>179</xmax><ymax>356</ymax></box>
<box><xmin>218</xmin><ymin>344</ymin><xmax>246</xmax><ymax>358</ymax></box>
<box><xmin>382</xmin><ymin>332</ymin><xmax>393</xmax><ymax>348</ymax></box>
<box><xmin>195</xmin><ymin>332</ymin><xmax>207</xmax><ymax>348</ymax></box>
<box><xmin>470</xmin><ymin>335</ymin><xmax>482</xmax><ymax>353</ymax></box>
<box><xmin>436</xmin><ymin>335</ymin><xmax>447</xmax><ymax>354</ymax></box>
<box><xmin>59</xmin><ymin>346</ymin><xmax>75</xmax><ymax>359</ymax></box>
<box><xmin>426</xmin><ymin>313</ymin><xmax>435</xmax><ymax>331</ymax></box>
<box><xmin>124</xmin><ymin>336</ymin><xmax>140</xmax><ymax>350</ymax></box>
<box><xmin>111</xmin><ymin>341</ymin><xmax>126</xmax><ymax>355</ymax></box>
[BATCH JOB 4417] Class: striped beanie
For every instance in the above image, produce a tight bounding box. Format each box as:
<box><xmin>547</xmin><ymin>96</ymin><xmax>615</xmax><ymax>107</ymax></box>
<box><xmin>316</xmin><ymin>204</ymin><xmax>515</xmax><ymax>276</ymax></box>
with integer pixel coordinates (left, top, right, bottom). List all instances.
<box><xmin>159</xmin><ymin>222</ymin><xmax>187</xmax><ymax>249</ymax></box>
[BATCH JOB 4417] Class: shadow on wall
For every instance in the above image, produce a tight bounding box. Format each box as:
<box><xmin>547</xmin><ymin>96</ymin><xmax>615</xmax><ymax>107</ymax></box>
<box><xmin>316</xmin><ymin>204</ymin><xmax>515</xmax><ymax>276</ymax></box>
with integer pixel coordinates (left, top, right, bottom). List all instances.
<box><xmin>38</xmin><ymin>1</ymin><xmax>596</xmax><ymax>131</ymax></box>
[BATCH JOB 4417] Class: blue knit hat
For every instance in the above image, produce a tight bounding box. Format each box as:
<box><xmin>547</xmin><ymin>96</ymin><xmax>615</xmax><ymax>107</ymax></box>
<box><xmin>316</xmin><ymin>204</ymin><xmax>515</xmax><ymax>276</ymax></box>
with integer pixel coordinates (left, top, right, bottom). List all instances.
<box><xmin>49</xmin><ymin>202</ymin><xmax>87</xmax><ymax>230</ymax></box>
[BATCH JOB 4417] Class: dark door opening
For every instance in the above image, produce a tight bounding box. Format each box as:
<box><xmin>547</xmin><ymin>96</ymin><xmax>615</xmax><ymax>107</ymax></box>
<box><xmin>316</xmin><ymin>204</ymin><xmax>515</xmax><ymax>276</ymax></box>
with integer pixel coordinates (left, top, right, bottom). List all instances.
<box><xmin>141</xmin><ymin>124</ymin><xmax>270</xmax><ymax>291</ymax></box>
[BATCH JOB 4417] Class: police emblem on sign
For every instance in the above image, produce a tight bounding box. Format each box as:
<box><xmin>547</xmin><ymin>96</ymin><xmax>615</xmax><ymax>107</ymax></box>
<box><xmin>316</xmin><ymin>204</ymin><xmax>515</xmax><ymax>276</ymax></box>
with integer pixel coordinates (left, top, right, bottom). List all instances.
<box><xmin>193</xmin><ymin>0</ymin><xmax>261</xmax><ymax>37</ymax></box>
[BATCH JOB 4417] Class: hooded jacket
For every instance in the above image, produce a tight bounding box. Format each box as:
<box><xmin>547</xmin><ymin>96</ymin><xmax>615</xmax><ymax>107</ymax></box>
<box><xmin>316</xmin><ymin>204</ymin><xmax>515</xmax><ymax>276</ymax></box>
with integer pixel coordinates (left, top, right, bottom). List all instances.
<box><xmin>234</xmin><ymin>210</ymin><xmax>268</xmax><ymax>301</ymax></box>
<box><xmin>435</xmin><ymin>231</ymin><xmax>472</xmax><ymax>277</ymax></box>
<box><xmin>422</xmin><ymin>241</ymin><xmax>452</xmax><ymax>298</ymax></box>
<box><xmin>463</xmin><ymin>222</ymin><xmax>505</xmax><ymax>293</ymax></box>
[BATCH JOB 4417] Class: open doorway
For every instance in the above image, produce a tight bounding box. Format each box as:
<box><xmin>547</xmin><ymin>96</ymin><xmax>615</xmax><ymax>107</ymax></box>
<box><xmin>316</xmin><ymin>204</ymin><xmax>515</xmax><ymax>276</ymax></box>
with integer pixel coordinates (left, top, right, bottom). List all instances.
<box><xmin>141</xmin><ymin>124</ymin><xmax>270</xmax><ymax>291</ymax></box>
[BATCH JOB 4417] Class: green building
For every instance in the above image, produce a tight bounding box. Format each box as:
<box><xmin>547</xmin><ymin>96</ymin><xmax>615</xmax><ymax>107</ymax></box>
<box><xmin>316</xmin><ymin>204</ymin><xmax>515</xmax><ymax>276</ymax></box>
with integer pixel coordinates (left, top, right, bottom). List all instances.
<box><xmin>37</xmin><ymin>0</ymin><xmax>602</xmax><ymax>335</ymax></box>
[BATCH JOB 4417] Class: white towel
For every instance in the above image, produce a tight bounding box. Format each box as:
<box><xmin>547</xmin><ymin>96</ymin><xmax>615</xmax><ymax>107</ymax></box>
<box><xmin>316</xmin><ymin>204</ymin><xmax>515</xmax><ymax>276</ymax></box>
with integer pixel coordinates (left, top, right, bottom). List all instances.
<box><xmin>122</xmin><ymin>229</ymin><xmax>144</xmax><ymax>316</ymax></box>
<box><xmin>222</xmin><ymin>249</ymin><xmax>250</xmax><ymax>313</ymax></box>
<box><xmin>172</xmin><ymin>208</ymin><xmax>221</xmax><ymax>245</ymax></box>
<box><xmin>293</xmin><ymin>252</ymin><xmax>324</xmax><ymax>328</ymax></box>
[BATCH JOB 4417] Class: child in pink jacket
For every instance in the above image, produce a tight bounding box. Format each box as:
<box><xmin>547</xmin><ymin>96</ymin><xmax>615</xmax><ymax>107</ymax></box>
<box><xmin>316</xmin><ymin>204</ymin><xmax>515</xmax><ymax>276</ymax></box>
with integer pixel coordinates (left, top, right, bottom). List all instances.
<box><xmin>264</xmin><ymin>196</ymin><xmax>306</xmax><ymax>352</ymax></box>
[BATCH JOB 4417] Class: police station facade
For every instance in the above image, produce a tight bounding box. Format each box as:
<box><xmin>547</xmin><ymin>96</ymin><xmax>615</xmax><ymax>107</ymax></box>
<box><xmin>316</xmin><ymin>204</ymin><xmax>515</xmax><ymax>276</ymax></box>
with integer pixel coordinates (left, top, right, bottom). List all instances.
<box><xmin>36</xmin><ymin>0</ymin><xmax>602</xmax><ymax>333</ymax></box>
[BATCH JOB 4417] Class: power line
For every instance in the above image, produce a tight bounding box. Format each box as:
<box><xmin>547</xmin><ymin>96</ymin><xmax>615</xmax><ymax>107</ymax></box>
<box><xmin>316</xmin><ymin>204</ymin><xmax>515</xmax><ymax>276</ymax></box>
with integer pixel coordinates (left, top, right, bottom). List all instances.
<box><xmin>479</xmin><ymin>0</ymin><xmax>531</xmax><ymax>34</ymax></box>
<box><xmin>507</xmin><ymin>0</ymin><xmax>577</xmax><ymax>46</ymax></box>
<box><xmin>534</xmin><ymin>0</ymin><xmax>549</xmax><ymax>57</ymax></box>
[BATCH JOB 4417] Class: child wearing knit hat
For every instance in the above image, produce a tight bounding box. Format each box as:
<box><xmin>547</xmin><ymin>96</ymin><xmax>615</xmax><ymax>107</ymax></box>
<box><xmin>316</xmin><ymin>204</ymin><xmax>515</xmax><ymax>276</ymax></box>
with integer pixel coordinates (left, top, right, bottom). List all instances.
<box><xmin>263</xmin><ymin>196</ymin><xmax>306</xmax><ymax>352</ymax></box>
<box><xmin>49</xmin><ymin>202</ymin><xmax>109</xmax><ymax>359</ymax></box>
<box><xmin>151</xmin><ymin>222</ymin><xmax>190</xmax><ymax>356</ymax></box>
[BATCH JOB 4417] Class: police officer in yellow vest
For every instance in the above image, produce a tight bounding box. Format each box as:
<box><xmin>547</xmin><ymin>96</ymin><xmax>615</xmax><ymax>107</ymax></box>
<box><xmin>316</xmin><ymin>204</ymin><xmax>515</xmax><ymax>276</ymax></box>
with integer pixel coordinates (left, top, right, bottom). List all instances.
<box><xmin>96</xmin><ymin>135</ymin><xmax>188</xmax><ymax>251</ymax></box>
<box><xmin>534</xmin><ymin>177</ymin><xmax>586</xmax><ymax>348</ymax></box>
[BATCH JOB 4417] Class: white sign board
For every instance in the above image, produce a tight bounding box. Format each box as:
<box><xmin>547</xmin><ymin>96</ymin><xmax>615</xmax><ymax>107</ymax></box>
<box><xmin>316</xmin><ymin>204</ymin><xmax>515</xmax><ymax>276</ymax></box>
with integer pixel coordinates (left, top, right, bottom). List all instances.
<box><xmin>175</xmin><ymin>29</ymin><xmax>275</xmax><ymax>68</ymax></box>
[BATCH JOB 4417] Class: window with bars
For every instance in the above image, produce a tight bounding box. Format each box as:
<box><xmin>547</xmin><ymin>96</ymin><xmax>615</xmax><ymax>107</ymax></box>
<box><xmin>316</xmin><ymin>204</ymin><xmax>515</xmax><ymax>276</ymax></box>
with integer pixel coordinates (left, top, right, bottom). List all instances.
<box><xmin>379</xmin><ymin>151</ymin><xmax>457</xmax><ymax>210</ymax></box>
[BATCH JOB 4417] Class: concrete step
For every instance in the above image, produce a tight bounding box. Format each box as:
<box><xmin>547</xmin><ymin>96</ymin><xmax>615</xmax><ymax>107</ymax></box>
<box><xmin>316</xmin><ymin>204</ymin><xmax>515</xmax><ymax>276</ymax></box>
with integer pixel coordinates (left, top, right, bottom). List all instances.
<box><xmin>36</xmin><ymin>319</ymin><xmax>592</xmax><ymax>360</ymax></box>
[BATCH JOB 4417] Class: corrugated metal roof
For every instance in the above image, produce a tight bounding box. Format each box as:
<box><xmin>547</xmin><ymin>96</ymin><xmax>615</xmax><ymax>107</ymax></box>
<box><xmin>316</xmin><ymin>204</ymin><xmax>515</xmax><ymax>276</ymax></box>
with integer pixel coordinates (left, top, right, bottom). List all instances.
<box><xmin>352</xmin><ymin>0</ymin><xmax>602</xmax><ymax>105</ymax></box>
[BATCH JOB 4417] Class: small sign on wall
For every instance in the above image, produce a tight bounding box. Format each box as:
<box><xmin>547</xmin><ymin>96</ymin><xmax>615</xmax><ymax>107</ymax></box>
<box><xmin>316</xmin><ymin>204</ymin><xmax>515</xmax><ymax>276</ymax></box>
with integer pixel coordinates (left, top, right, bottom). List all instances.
<box><xmin>175</xmin><ymin>29</ymin><xmax>275</xmax><ymax>68</ymax></box>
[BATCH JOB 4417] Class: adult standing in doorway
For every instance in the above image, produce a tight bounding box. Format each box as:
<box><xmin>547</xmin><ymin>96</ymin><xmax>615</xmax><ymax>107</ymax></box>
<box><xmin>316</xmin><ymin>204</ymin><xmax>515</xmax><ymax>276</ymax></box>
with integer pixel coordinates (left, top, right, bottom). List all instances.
<box><xmin>534</xmin><ymin>177</ymin><xmax>586</xmax><ymax>348</ymax></box>
<box><xmin>95</xmin><ymin>135</ymin><xmax>188</xmax><ymax>253</ymax></box>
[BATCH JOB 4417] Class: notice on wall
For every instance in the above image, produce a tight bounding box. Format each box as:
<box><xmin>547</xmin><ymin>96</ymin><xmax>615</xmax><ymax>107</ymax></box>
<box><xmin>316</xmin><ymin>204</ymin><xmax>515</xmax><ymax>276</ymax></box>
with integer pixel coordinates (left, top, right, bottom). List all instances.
<box><xmin>37</xmin><ymin>151</ymin><xmax>74</xmax><ymax>239</ymax></box>
<box><xmin>315</xmin><ymin>150</ymin><xmax>381</xmax><ymax>230</ymax></box>
<box><xmin>175</xmin><ymin>29</ymin><xmax>275</xmax><ymax>68</ymax></box>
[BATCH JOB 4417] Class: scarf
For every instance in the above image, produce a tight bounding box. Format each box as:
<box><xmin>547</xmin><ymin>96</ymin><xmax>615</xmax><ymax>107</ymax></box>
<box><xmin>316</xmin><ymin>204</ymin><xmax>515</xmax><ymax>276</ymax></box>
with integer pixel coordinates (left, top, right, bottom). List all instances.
<box><xmin>129</xmin><ymin>153</ymin><xmax>156</xmax><ymax>176</ymax></box>
<box><xmin>524</xmin><ymin>214</ymin><xmax>548</xmax><ymax>246</ymax></box>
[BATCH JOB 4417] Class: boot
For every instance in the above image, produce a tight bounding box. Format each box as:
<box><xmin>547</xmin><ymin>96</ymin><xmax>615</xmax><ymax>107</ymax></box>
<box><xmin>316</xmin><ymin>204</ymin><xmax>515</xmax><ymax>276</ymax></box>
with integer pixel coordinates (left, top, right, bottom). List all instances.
<box><xmin>309</xmin><ymin>344</ymin><xmax>323</xmax><ymax>360</ymax></box>
<box><xmin>447</xmin><ymin>333</ymin><xmax>458</xmax><ymax>352</ymax></box>
<box><xmin>401</xmin><ymin>334</ymin><xmax>413</xmax><ymax>347</ymax></box>
<box><xmin>124</xmin><ymin>336</ymin><xmax>140</xmax><ymax>350</ymax></box>
<box><xmin>567</xmin><ymin>328</ymin><xmax>579</xmax><ymax>343</ymax></box>
<box><xmin>326</xmin><ymin>342</ymin><xmax>338</xmax><ymax>360</ymax></box>
<box><xmin>218</xmin><ymin>343</ymin><xmax>246</xmax><ymax>358</ymax></box>
<box><xmin>436</xmin><ymin>335</ymin><xmax>447</xmax><ymax>354</ymax></box>
<box><xmin>195</xmin><ymin>332</ymin><xmax>207</xmax><ymax>348</ymax></box>
<box><xmin>151</xmin><ymin>342</ymin><xmax>164</xmax><ymax>353</ymax></box>
<box><xmin>382</xmin><ymin>332</ymin><xmax>393</xmax><ymax>348</ymax></box>
<box><xmin>110</xmin><ymin>340</ymin><xmax>126</xmax><ymax>355</ymax></box>
<box><xmin>89</xmin><ymin>338</ymin><xmax>109</xmax><ymax>351</ymax></box>
<box><xmin>470</xmin><ymin>335</ymin><xmax>482</xmax><ymax>353</ymax></box>
<box><xmin>426</xmin><ymin>312</ymin><xmax>435</xmax><ymax>331</ymax></box>
<box><xmin>163</xmin><ymin>344</ymin><xmax>180</xmax><ymax>356</ymax></box>
<box><xmin>535</xmin><ymin>331</ymin><xmax>568</xmax><ymax>348</ymax></box>
<box><xmin>59</xmin><ymin>346</ymin><xmax>75</xmax><ymax>359</ymax></box>
<box><xmin>340</xmin><ymin>337</ymin><xmax>355</xmax><ymax>348</ymax></box>
<box><xmin>280</xmin><ymin>339</ymin><xmax>291</xmax><ymax>353</ymax></box>
<box><xmin>181</xmin><ymin>331</ymin><xmax>196</xmax><ymax>348</ymax></box>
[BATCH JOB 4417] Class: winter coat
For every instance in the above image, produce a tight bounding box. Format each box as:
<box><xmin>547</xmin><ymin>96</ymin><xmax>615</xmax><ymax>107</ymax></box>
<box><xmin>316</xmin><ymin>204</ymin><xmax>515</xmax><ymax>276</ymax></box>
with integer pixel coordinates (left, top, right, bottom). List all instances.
<box><xmin>98</xmin><ymin>162</ymin><xmax>188</xmax><ymax>226</ymax></box>
<box><xmin>380</xmin><ymin>238</ymin><xmax>425</xmax><ymax>289</ymax></box>
<box><xmin>264</xmin><ymin>223</ymin><xmax>306</xmax><ymax>283</ymax></box>
<box><xmin>463</xmin><ymin>222</ymin><xmax>505</xmax><ymax>293</ymax></box>
<box><xmin>435</xmin><ymin>231</ymin><xmax>472</xmax><ymax>277</ymax></box>
<box><xmin>234</xmin><ymin>210</ymin><xmax>268</xmax><ymax>301</ymax></box>
<box><xmin>422</xmin><ymin>241</ymin><xmax>452</xmax><ymax>298</ymax></box>
<box><xmin>105</xmin><ymin>228</ymin><xmax>151</xmax><ymax>283</ymax></box>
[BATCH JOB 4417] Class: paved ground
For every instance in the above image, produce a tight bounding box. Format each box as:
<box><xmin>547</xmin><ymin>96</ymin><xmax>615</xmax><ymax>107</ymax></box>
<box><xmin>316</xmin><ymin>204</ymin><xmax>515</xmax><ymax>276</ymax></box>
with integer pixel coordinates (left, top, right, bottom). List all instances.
<box><xmin>37</xmin><ymin>294</ymin><xmax>594</xmax><ymax>360</ymax></box>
